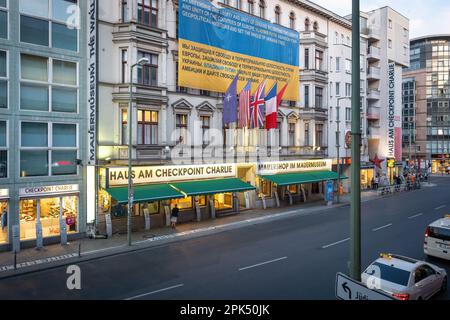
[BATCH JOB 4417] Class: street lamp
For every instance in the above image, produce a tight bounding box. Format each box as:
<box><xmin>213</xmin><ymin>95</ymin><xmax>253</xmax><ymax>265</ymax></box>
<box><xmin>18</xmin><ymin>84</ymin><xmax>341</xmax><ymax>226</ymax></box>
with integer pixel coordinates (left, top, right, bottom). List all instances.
<box><xmin>127</xmin><ymin>57</ymin><xmax>150</xmax><ymax>247</ymax></box>
<box><xmin>336</xmin><ymin>96</ymin><xmax>351</xmax><ymax>204</ymax></box>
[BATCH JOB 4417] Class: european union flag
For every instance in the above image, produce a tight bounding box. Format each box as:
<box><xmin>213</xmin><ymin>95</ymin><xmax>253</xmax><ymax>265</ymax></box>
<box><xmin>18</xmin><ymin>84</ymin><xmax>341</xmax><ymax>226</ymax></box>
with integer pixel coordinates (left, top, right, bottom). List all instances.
<box><xmin>223</xmin><ymin>72</ymin><xmax>240</xmax><ymax>125</ymax></box>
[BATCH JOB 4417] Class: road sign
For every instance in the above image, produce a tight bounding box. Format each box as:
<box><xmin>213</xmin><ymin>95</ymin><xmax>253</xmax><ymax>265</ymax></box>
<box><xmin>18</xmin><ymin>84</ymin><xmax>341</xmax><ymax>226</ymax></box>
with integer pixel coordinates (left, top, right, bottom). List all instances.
<box><xmin>335</xmin><ymin>273</ymin><xmax>394</xmax><ymax>300</ymax></box>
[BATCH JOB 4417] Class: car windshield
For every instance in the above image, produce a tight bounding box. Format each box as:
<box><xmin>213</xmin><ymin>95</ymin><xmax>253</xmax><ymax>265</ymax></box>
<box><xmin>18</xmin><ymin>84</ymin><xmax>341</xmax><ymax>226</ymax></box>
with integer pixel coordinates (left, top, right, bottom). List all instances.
<box><xmin>429</xmin><ymin>226</ymin><xmax>450</xmax><ymax>241</ymax></box>
<box><xmin>364</xmin><ymin>262</ymin><xmax>411</xmax><ymax>286</ymax></box>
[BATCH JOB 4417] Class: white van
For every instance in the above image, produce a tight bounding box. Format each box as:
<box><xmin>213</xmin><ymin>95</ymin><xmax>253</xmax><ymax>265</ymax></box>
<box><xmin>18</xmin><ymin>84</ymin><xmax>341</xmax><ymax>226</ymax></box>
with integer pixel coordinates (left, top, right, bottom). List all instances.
<box><xmin>424</xmin><ymin>215</ymin><xmax>450</xmax><ymax>260</ymax></box>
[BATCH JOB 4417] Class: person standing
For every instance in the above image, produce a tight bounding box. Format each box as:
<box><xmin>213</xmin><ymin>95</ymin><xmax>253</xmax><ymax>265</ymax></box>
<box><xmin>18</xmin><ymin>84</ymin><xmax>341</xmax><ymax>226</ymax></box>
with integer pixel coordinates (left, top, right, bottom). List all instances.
<box><xmin>374</xmin><ymin>175</ymin><xmax>379</xmax><ymax>190</ymax></box>
<box><xmin>171</xmin><ymin>204</ymin><xmax>179</xmax><ymax>229</ymax></box>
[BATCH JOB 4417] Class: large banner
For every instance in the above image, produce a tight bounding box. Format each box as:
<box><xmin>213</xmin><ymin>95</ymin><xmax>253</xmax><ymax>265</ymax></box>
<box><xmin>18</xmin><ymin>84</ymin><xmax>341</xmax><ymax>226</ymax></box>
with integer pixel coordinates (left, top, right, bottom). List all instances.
<box><xmin>385</xmin><ymin>63</ymin><xmax>402</xmax><ymax>162</ymax></box>
<box><xmin>178</xmin><ymin>0</ymin><xmax>299</xmax><ymax>101</ymax></box>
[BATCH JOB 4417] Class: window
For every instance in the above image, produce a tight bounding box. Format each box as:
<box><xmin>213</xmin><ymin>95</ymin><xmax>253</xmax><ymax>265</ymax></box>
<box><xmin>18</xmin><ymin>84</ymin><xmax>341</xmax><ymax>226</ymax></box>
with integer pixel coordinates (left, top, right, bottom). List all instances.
<box><xmin>274</xmin><ymin>6</ymin><xmax>280</xmax><ymax>24</ymax></box>
<box><xmin>389</xmin><ymin>39</ymin><xmax>392</xmax><ymax>48</ymax></box>
<box><xmin>176</xmin><ymin>114</ymin><xmax>188</xmax><ymax>145</ymax></box>
<box><xmin>20</xmin><ymin>54</ymin><xmax>78</xmax><ymax>113</ymax></box>
<box><xmin>0</xmin><ymin>121</ymin><xmax>7</xmax><ymax>178</ymax></box>
<box><xmin>336</xmin><ymin>57</ymin><xmax>340</xmax><ymax>72</ymax></box>
<box><xmin>313</xmin><ymin>21</ymin><xmax>318</xmax><ymax>31</ymax></box>
<box><xmin>236</xmin><ymin>0</ymin><xmax>241</xmax><ymax>10</ymax></box>
<box><xmin>364</xmin><ymin>262</ymin><xmax>410</xmax><ymax>287</ymax></box>
<box><xmin>0</xmin><ymin>0</ymin><xmax>7</xmax><ymax>39</ymax></box>
<box><xmin>137</xmin><ymin>51</ymin><xmax>158</xmax><ymax>86</ymax></box>
<box><xmin>121</xmin><ymin>0</ymin><xmax>128</xmax><ymax>22</ymax></box>
<box><xmin>258</xmin><ymin>0</ymin><xmax>265</xmax><ymax>19</ymax></box>
<box><xmin>121</xmin><ymin>107</ymin><xmax>128</xmax><ymax>145</ymax></box>
<box><xmin>201</xmin><ymin>115</ymin><xmax>210</xmax><ymax>145</ymax></box>
<box><xmin>315</xmin><ymin>124</ymin><xmax>323</xmax><ymax>147</ymax></box>
<box><xmin>315</xmin><ymin>50</ymin><xmax>323</xmax><ymax>70</ymax></box>
<box><xmin>137</xmin><ymin>0</ymin><xmax>158</xmax><ymax>28</ymax></box>
<box><xmin>304</xmin><ymin>48</ymin><xmax>309</xmax><ymax>69</ymax></box>
<box><xmin>345</xmin><ymin>83</ymin><xmax>351</xmax><ymax>97</ymax></box>
<box><xmin>20</xmin><ymin>122</ymin><xmax>78</xmax><ymax>177</ymax></box>
<box><xmin>345</xmin><ymin>59</ymin><xmax>352</xmax><ymax>73</ymax></box>
<box><xmin>289</xmin><ymin>122</ymin><xmax>296</xmax><ymax>146</ymax></box>
<box><xmin>0</xmin><ymin>50</ymin><xmax>6</xmax><ymax>109</ymax></box>
<box><xmin>247</xmin><ymin>0</ymin><xmax>254</xmax><ymax>15</ymax></box>
<box><xmin>304</xmin><ymin>123</ymin><xmax>310</xmax><ymax>146</ymax></box>
<box><xmin>137</xmin><ymin>109</ymin><xmax>158</xmax><ymax>145</ymax></box>
<box><xmin>336</xmin><ymin>83</ymin><xmax>340</xmax><ymax>96</ymax></box>
<box><xmin>335</xmin><ymin>32</ymin><xmax>338</xmax><ymax>44</ymax></box>
<box><xmin>304</xmin><ymin>18</ymin><xmax>310</xmax><ymax>31</ymax></box>
<box><xmin>388</xmin><ymin>19</ymin><xmax>392</xmax><ymax>29</ymax></box>
<box><xmin>289</xmin><ymin>11</ymin><xmax>295</xmax><ymax>29</ymax></box>
<box><xmin>315</xmin><ymin>87</ymin><xmax>323</xmax><ymax>108</ymax></box>
<box><xmin>260</xmin><ymin>180</ymin><xmax>271</xmax><ymax>198</ymax></box>
<box><xmin>20</xmin><ymin>0</ymin><xmax>78</xmax><ymax>51</ymax></box>
<box><xmin>346</xmin><ymin>107</ymin><xmax>351</xmax><ymax>121</ymax></box>
<box><xmin>121</xmin><ymin>49</ymin><xmax>128</xmax><ymax>83</ymax></box>
<box><xmin>304</xmin><ymin>86</ymin><xmax>309</xmax><ymax>108</ymax></box>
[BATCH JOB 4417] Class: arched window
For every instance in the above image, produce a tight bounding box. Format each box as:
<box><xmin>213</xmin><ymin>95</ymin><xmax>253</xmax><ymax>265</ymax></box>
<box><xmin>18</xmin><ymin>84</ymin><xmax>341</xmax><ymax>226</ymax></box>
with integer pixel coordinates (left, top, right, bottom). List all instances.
<box><xmin>275</xmin><ymin>5</ymin><xmax>281</xmax><ymax>24</ymax></box>
<box><xmin>248</xmin><ymin>0</ymin><xmax>254</xmax><ymax>15</ymax></box>
<box><xmin>305</xmin><ymin>18</ymin><xmax>310</xmax><ymax>31</ymax></box>
<box><xmin>289</xmin><ymin>11</ymin><xmax>296</xmax><ymax>29</ymax></box>
<box><xmin>259</xmin><ymin>0</ymin><xmax>265</xmax><ymax>18</ymax></box>
<box><xmin>313</xmin><ymin>21</ymin><xmax>319</xmax><ymax>31</ymax></box>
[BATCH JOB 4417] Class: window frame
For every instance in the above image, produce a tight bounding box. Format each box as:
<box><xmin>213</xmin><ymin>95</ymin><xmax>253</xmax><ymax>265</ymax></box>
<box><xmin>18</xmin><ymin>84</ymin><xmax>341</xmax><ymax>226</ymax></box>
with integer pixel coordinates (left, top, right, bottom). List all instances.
<box><xmin>315</xmin><ymin>50</ymin><xmax>323</xmax><ymax>71</ymax></box>
<box><xmin>315</xmin><ymin>123</ymin><xmax>324</xmax><ymax>147</ymax></box>
<box><xmin>200</xmin><ymin>115</ymin><xmax>211</xmax><ymax>146</ymax></box>
<box><xmin>137</xmin><ymin>51</ymin><xmax>158</xmax><ymax>87</ymax></box>
<box><xmin>137</xmin><ymin>109</ymin><xmax>159</xmax><ymax>145</ymax></box>
<box><xmin>176</xmin><ymin>113</ymin><xmax>189</xmax><ymax>145</ymax></box>
<box><xmin>274</xmin><ymin>5</ymin><xmax>281</xmax><ymax>24</ymax></box>
<box><xmin>288</xmin><ymin>122</ymin><xmax>296</xmax><ymax>147</ymax></box>
<box><xmin>315</xmin><ymin>86</ymin><xmax>323</xmax><ymax>108</ymax></box>
<box><xmin>137</xmin><ymin>0</ymin><xmax>158</xmax><ymax>28</ymax></box>
<box><xmin>0</xmin><ymin>49</ymin><xmax>8</xmax><ymax>110</ymax></box>
<box><xmin>0</xmin><ymin>119</ymin><xmax>8</xmax><ymax>179</ymax></box>
<box><xmin>0</xmin><ymin>0</ymin><xmax>8</xmax><ymax>40</ymax></box>
<box><xmin>19</xmin><ymin>54</ymin><xmax>79</xmax><ymax>114</ymax></box>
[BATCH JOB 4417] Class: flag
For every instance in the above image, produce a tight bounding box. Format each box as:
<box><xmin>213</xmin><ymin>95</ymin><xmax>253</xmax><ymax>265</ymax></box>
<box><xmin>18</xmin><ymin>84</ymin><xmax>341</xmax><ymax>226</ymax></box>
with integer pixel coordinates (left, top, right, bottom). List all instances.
<box><xmin>277</xmin><ymin>82</ymin><xmax>289</xmax><ymax>107</ymax></box>
<box><xmin>223</xmin><ymin>72</ymin><xmax>240</xmax><ymax>125</ymax></box>
<box><xmin>249</xmin><ymin>80</ymin><xmax>266</xmax><ymax>129</ymax></box>
<box><xmin>238</xmin><ymin>81</ymin><xmax>252</xmax><ymax>128</ymax></box>
<box><xmin>265</xmin><ymin>83</ymin><xmax>278</xmax><ymax>130</ymax></box>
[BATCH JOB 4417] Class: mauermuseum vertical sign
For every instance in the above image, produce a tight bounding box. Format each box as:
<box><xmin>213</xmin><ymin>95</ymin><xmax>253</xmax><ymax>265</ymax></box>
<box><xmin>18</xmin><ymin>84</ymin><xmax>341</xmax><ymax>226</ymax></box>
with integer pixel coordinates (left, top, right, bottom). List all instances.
<box><xmin>178</xmin><ymin>0</ymin><xmax>300</xmax><ymax>100</ymax></box>
<box><xmin>88</xmin><ymin>0</ymin><xmax>97</xmax><ymax>166</ymax></box>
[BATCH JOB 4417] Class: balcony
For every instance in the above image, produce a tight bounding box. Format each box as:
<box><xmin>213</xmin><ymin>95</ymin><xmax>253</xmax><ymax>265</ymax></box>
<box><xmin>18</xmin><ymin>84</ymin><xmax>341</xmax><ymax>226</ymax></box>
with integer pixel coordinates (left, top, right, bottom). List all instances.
<box><xmin>367</xmin><ymin>89</ymin><xmax>381</xmax><ymax>100</ymax></box>
<box><xmin>368</xmin><ymin>27</ymin><xmax>381</xmax><ymax>41</ymax></box>
<box><xmin>367</xmin><ymin>46</ymin><xmax>381</xmax><ymax>62</ymax></box>
<box><xmin>367</xmin><ymin>126</ymin><xmax>381</xmax><ymax>139</ymax></box>
<box><xmin>367</xmin><ymin>67</ymin><xmax>381</xmax><ymax>81</ymax></box>
<box><xmin>367</xmin><ymin>106</ymin><xmax>380</xmax><ymax>120</ymax></box>
<box><xmin>300</xmin><ymin>68</ymin><xmax>328</xmax><ymax>84</ymax></box>
<box><xmin>300</xmin><ymin>31</ymin><xmax>328</xmax><ymax>48</ymax></box>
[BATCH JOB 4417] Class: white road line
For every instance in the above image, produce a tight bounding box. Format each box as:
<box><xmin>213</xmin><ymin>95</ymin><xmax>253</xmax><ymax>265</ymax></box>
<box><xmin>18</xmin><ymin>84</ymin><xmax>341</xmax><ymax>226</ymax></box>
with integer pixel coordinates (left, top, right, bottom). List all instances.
<box><xmin>125</xmin><ymin>284</ymin><xmax>184</xmax><ymax>300</ymax></box>
<box><xmin>238</xmin><ymin>257</ymin><xmax>288</xmax><ymax>271</ymax></box>
<box><xmin>372</xmin><ymin>224</ymin><xmax>393</xmax><ymax>232</ymax></box>
<box><xmin>408</xmin><ymin>213</ymin><xmax>423</xmax><ymax>219</ymax></box>
<box><xmin>321</xmin><ymin>238</ymin><xmax>350</xmax><ymax>249</ymax></box>
<box><xmin>435</xmin><ymin>205</ymin><xmax>446</xmax><ymax>211</ymax></box>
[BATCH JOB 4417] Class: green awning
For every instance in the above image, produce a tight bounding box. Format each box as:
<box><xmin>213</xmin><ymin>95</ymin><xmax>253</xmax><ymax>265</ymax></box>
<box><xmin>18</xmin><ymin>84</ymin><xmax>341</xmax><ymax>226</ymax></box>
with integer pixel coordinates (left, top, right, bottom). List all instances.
<box><xmin>106</xmin><ymin>184</ymin><xmax>184</xmax><ymax>204</ymax></box>
<box><xmin>171</xmin><ymin>178</ymin><xmax>255</xmax><ymax>196</ymax></box>
<box><xmin>260</xmin><ymin>171</ymin><xmax>347</xmax><ymax>186</ymax></box>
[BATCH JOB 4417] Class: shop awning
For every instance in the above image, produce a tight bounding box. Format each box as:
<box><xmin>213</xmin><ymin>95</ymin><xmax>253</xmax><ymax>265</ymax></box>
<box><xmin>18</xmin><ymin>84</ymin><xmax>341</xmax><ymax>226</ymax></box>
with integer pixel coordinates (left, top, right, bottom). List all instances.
<box><xmin>260</xmin><ymin>171</ymin><xmax>347</xmax><ymax>186</ymax></box>
<box><xmin>106</xmin><ymin>184</ymin><xmax>184</xmax><ymax>204</ymax></box>
<box><xmin>171</xmin><ymin>178</ymin><xmax>256</xmax><ymax>196</ymax></box>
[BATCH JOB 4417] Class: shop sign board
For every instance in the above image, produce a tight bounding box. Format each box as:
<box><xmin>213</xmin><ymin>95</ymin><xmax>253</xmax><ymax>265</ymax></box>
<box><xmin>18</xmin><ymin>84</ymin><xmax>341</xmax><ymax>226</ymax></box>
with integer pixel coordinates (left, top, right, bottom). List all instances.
<box><xmin>19</xmin><ymin>185</ymin><xmax>80</xmax><ymax>197</ymax></box>
<box><xmin>107</xmin><ymin>164</ymin><xmax>237</xmax><ymax>187</ymax></box>
<box><xmin>257</xmin><ymin>159</ymin><xmax>332</xmax><ymax>175</ymax></box>
<box><xmin>0</xmin><ymin>189</ymin><xmax>9</xmax><ymax>199</ymax></box>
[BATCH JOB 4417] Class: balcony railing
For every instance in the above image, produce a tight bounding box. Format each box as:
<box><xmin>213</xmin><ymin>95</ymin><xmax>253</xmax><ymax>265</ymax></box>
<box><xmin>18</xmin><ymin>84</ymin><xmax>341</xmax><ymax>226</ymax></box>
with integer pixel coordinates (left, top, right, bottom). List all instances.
<box><xmin>367</xmin><ymin>67</ymin><xmax>381</xmax><ymax>80</ymax></box>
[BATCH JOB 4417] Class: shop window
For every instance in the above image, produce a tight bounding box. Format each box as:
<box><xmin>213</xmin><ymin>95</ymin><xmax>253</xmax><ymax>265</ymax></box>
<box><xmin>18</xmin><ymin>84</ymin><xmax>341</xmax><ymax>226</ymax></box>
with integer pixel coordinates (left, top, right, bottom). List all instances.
<box><xmin>0</xmin><ymin>201</ymin><xmax>7</xmax><ymax>244</ymax></box>
<box><xmin>137</xmin><ymin>109</ymin><xmax>158</xmax><ymax>145</ymax></box>
<box><xmin>215</xmin><ymin>193</ymin><xmax>233</xmax><ymax>210</ymax></box>
<box><xmin>139</xmin><ymin>202</ymin><xmax>159</xmax><ymax>215</ymax></box>
<box><xmin>288</xmin><ymin>184</ymin><xmax>298</xmax><ymax>194</ymax></box>
<box><xmin>137</xmin><ymin>51</ymin><xmax>158</xmax><ymax>86</ymax></box>
<box><xmin>260</xmin><ymin>180</ymin><xmax>272</xmax><ymax>198</ymax></box>
<box><xmin>171</xmin><ymin>197</ymin><xmax>193</xmax><ymax>210</ymax></box>
<box><xmin>137</xmin><ymin>0</ymin><xmax>158</xmax><ymax>28</ymax></box>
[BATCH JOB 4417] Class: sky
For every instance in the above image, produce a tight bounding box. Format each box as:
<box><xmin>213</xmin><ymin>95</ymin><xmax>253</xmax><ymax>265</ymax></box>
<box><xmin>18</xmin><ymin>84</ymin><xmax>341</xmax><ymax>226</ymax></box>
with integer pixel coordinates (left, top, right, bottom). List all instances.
<box><xmin>311</xmin><ymin>0</ymin><xmax>450</xmax><ymax>39</ymax></box>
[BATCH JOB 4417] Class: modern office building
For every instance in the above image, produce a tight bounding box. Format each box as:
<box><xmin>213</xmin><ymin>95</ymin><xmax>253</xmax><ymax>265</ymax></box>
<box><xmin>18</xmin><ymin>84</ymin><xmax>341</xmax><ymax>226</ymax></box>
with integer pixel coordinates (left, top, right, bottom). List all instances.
<box><xmin>0</xmin><ymin>0</ymin><xmax>89</xmax><ymax>251</ymax></box>
<box><xmin>402</xmin><ymin>35</ymin><xmax>450</xmax><ymax>174</ymax></box>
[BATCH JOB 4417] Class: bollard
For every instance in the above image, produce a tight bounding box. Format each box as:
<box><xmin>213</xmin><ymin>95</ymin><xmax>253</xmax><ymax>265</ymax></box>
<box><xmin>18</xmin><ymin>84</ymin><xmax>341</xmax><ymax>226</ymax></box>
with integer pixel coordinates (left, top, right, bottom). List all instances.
<box><xmin>14</xmin><ymin>250</ymin><xmax>17</xmax><ymax>270</ymax></box>
<box><xmin>78</xmin><ymin>243</ymin><xmax>81</xmax><ymax>258</ymax></box>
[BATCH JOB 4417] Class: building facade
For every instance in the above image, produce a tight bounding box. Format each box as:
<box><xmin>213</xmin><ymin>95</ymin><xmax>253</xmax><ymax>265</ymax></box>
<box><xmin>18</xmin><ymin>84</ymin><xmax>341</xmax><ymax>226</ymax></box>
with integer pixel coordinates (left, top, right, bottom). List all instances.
<box><xmin>402</xmin><ymin>35</ymin><xmax>450</xmax><ymax>174</ymax></box>
<box><xmin>0</xmin><ymin>0</ymin><xmax>89</xmax><ymax>251</ymax></box>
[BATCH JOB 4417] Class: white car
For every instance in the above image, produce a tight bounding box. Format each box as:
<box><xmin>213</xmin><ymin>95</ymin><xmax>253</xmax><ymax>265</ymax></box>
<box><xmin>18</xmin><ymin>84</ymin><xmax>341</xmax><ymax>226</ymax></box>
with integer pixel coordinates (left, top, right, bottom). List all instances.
<box><xmin>424</xmin><ymin>215</ymin><xmax>450</xmax><ymax>260</ymax></box>
<box><xmin>361</xmin><ymin>254</ymin><xmax>447</xmax><ymax>300</ymax></box>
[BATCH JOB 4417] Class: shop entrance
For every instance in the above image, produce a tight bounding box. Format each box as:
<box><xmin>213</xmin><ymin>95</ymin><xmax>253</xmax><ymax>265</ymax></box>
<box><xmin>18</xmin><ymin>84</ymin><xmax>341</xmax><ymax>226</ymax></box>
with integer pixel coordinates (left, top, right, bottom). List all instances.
<box><xmin>214</xmin><ymin>193</ymin><xmax>233</xmax><ymax>211</ymax></box>
<box><xmin>0</xmin><ymin>200</ymin><xmax>7</xmax><ymax>244</ymax></box>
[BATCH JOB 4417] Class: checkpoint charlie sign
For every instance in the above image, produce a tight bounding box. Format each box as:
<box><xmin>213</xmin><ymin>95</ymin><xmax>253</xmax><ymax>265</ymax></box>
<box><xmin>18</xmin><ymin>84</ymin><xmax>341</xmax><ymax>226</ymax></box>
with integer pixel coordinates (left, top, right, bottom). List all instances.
<box><xmin>257</xmin><ymin>159</ymin><xmax>332</xmax><ymax>175</ymax></box>
<box><xmin>107</xmin><ymin>164</ymin><xmax>237</xmax><ymax>187</ymax></box>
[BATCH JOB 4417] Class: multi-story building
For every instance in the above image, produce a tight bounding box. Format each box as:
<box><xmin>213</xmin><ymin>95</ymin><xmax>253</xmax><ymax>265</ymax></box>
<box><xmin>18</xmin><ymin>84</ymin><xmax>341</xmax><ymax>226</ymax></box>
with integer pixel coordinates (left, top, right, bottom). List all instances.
<box><xmin>402</xmin><ymin>35</ymin><xmax>450</xmax><ymax>174</ymax></box>
<box><xmin>0</xmin><ymin>0</ymin><xmax>89</xmax><ymax>252</ymax></box>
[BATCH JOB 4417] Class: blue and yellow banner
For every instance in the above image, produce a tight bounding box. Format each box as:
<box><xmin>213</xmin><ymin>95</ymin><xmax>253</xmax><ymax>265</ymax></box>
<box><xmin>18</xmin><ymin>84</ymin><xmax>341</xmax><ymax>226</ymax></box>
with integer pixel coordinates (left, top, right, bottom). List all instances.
<box><xmin>178</xmin><ymin>0</ymin><xmax>300</xmax><ymax>101</ymax></box>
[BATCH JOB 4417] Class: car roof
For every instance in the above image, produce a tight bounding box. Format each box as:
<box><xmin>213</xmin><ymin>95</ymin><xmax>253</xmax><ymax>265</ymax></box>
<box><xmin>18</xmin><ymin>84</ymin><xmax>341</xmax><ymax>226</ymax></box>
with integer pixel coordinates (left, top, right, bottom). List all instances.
<box><xmin>374</xmin><ymin>254</ymin><xmax>421</xmax><ymax>272</ymax></box>
<box><xmin>429</xmin><ymin>216</ymin><xmax>450</xmax><ymax>229</ymax></box>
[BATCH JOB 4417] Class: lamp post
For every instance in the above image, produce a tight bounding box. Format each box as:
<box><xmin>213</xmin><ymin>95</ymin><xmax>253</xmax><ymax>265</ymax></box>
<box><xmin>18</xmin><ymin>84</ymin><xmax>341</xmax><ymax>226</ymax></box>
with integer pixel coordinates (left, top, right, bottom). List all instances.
<box><xmin>127</xmin><ymin>57</ymin><xmax>150</xmax><ymax>247</ymax></box>
<box><xmin>336</xmin><ymin>97</ymin><xmax>351</xmax><ymax>204</ymax></box>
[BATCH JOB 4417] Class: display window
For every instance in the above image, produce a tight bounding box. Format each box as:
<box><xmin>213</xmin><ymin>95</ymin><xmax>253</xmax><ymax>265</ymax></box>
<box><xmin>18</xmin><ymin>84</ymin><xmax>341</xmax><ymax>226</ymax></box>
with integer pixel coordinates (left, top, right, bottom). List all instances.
<box><xmin>20</xmin><ymin>195</ymin><xmax>78</xmax><ymax>240</ymax></box>
<box><xmin>0</xmin><ymin>201</ymin><xmax>7</xmax><ymax>244</ymax></box>
<box><xmin>361</xmin><ymin>169</ymin><xmax>374</xmax><ymax>190</ymax></box>
<box><xmin>214</xmin><ymin>193</ymin><xmax>233</xmax><ymax>210</ymax></box>
<box><xmin>259</xmin><ymin>179</ymin><xmax>272</xmax><ymax>198</ymax></box>
<box><xmin>288</xmin><ymin>184</ymin><xmax>298</xmax><ymax>194</ymax></box>
<box><xmin>171</xmin><ymin>197</ymin><xmax>193</xmax><ymax>210</ymax></box>
<box><xmin>139</xmin><ymin>202</ymin><xmax>159</xmax><ymax>215</ymax></box>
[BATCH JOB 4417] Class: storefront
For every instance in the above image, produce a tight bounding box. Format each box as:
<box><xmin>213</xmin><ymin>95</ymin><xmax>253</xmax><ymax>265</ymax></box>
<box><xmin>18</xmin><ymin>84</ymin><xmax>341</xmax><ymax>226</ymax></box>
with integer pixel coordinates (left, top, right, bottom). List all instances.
<box><xmin>387</xmin><ymin>161</ymin><xmax>403</xmax><ymax>184</ymax></box>
<box><xmin>99</xmin><ymin>164</ymin><xmax>256</xmax><ymax>233</ymax></box>
<box><xmin>360</xmin><ymin>164</ymin><xmax>375</xmax><ymax>190</ymax></box>
<box><xmin>256</xmin><ymin>159</ymin><xmax>345</xmax><ymax>208</ymax></box>
<box><xmin>432</xmin><ymin>155</ymin><xmax>450</xmax><ymax>174</ymax></box>
<box><xmin>0</xmin><ymin>189</ymin><xmax>9</xmax><ymax>245</ymax></box>
<box><xmin>18</xmin><ymin>185</ymin><xmax>79</xmax><ymax>242</ymax></box>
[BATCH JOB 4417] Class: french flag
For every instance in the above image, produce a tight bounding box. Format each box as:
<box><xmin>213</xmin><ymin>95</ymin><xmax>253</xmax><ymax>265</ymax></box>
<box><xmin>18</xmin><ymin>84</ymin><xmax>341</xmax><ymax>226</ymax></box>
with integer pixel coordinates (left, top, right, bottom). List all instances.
<box><xmin>265</xmin><ymin>83</ymin><xmax>278</xmax><ymax>130</ymax></box>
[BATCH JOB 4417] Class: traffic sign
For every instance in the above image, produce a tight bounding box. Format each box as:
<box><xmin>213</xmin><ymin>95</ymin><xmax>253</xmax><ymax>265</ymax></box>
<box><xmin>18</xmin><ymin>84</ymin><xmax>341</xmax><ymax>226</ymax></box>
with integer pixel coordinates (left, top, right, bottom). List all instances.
<box><xmin>335</xmin><ymin>273</ymin><xmax>394</xmax><ymax>300</ymax></box>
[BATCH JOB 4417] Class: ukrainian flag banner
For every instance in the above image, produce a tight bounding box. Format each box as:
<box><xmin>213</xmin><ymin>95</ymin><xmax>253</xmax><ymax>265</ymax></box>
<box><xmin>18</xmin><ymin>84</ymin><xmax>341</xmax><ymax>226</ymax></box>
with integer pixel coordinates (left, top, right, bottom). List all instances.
<box><xmin>178</xmin><ymin>0</ymin><xmax>300</xmax><ymax>101</ymax></box>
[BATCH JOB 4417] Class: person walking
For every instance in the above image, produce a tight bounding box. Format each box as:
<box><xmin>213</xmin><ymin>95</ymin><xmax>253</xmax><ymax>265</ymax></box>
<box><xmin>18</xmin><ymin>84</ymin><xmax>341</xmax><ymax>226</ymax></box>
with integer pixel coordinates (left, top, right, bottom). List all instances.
<box><xmin>170</xmin><ymin>204</ymin><xmax>179</xmax><ymax>229</ymax></box>
<box><xmin>374</xmin><ymin>175</ymin><xmax>379</xmax><ymax>190</ymax></box>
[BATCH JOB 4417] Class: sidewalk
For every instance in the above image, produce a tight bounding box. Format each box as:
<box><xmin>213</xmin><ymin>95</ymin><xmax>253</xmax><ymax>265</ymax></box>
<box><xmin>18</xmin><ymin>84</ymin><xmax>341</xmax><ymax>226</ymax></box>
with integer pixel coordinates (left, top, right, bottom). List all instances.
<box><xmin>0</xmin><ymin>190</ymin><xmax>381</xmax><ymax>278</ymax></box>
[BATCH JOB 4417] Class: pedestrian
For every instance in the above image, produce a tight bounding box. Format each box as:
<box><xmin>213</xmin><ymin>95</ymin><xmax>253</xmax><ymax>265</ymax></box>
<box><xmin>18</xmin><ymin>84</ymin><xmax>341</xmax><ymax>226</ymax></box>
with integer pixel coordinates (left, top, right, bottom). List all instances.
<box><xmin>170</xmin><ymin>204</ymin><xmax>179</xmax><ymax>229</ymax></box>
<box><xmin>374</xmin><ymin>175</ymin><xmax>379</xmax><ymax>190</ymax></box>
<box><xmin>371</xmin><ymin>177</ymin><xmax>375</xmax><ymax>190</ymax></box>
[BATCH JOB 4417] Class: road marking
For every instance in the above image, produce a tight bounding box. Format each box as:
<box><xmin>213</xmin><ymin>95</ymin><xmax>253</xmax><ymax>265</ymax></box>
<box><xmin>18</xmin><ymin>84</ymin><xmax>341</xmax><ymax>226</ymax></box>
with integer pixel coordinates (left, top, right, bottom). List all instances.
<box><xmin>321</xmin><ymin>238</ymin><xmax>350</xmax><ymax>249</ymax></box>
<box><xmin>372</xmin><ymin>224</ymin><xmax>393</xmax><ymax>232</ymax></box>
<box><xmin>125</xmin><ymin>284</ymin><xmax>184</xmax><ymax>300</ymax></box>
<box><xmin>435</xmin><ymin>205</ymin><xmax>446</xmax><ymax>211</ymax></box>
<box><xmin>408</xmin><ymin>213</ymin><xmax>423</xmax><ymax>219</ymax></box>
<box><xmin>238</xmin><ymin>257</ymin><xmax>287</xmax><ymax>271</ymax></box>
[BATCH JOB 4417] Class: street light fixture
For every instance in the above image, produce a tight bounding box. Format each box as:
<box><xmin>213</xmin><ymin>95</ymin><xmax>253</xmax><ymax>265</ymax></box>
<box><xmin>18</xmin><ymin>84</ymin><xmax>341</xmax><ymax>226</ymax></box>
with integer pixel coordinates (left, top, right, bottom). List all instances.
<box><xmin>336</xmin><ymin>96</ymin><xmax>351</xmax><ymax>204</ymax></box>
<box><xmin>127</xmin><ymin>57</ymin><xmax>150</xmax><ymax>247</ymax></box>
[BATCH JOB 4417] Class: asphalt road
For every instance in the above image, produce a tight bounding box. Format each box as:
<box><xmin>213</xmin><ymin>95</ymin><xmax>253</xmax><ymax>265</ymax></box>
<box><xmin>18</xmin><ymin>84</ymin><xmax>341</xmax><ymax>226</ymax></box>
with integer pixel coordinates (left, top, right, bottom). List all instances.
<box><xmin>1</xmin><ymin>177</ymin><xmax>450</xmax><ymax>300</ymax></box>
